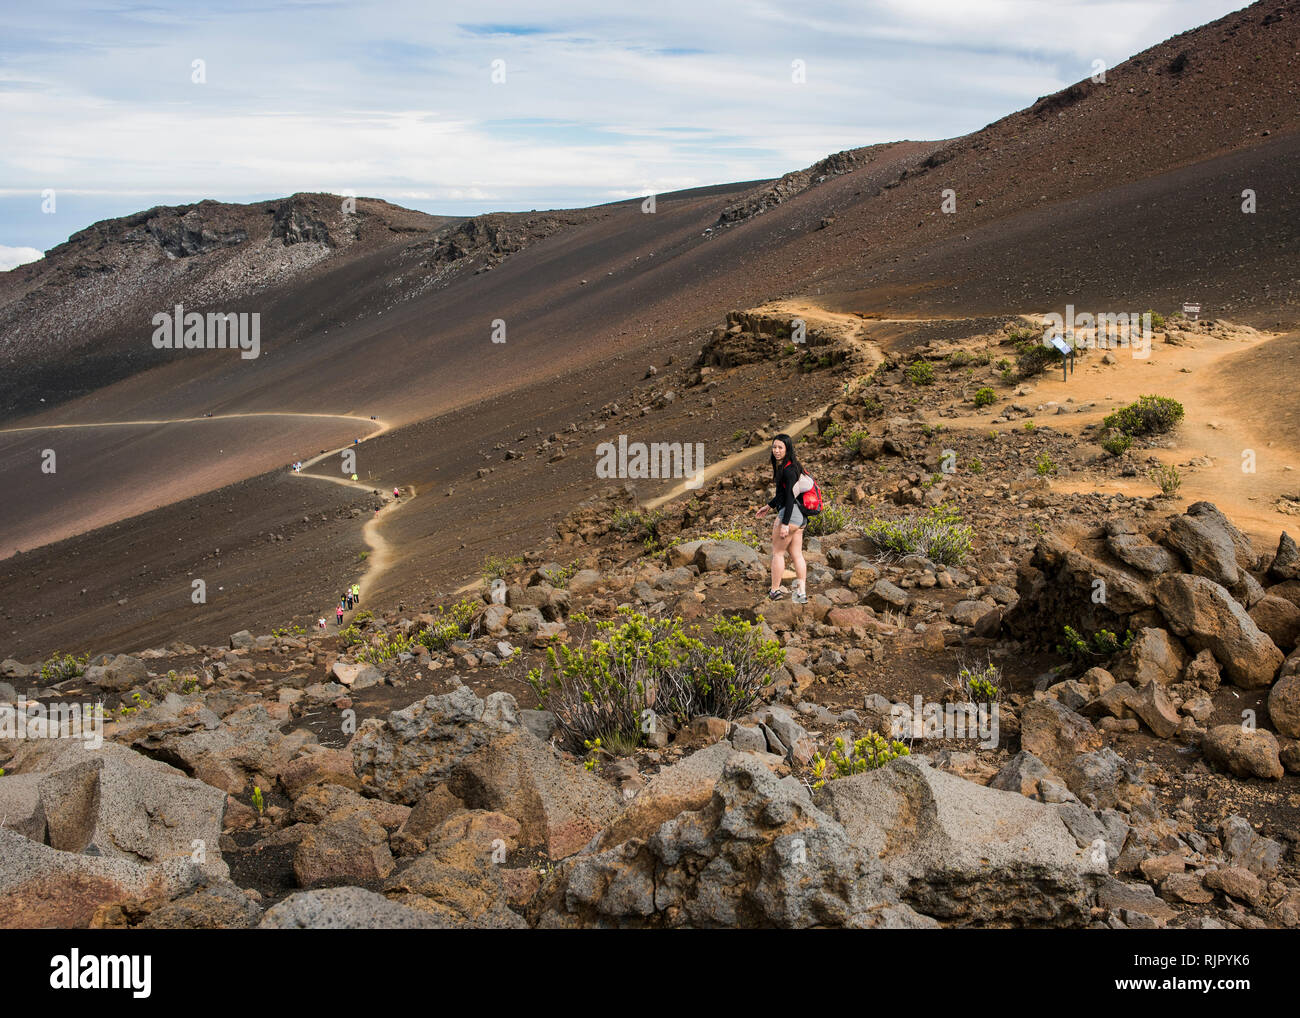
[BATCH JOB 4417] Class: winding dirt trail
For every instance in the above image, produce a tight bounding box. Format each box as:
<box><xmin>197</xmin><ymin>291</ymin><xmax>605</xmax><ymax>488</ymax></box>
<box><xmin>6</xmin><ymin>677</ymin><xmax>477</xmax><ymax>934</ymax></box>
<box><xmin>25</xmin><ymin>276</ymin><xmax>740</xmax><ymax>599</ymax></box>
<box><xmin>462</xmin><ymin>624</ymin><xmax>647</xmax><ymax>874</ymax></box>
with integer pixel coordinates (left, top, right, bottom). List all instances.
<box><xmin>0</xmin><ymin>410</ymin><xmax>389</xmax><ymax>438</ymax></box>
<box><xmin>0</xmin><ymin>409</ymin><xmax>409</xmax><ymax>617</ymax></box>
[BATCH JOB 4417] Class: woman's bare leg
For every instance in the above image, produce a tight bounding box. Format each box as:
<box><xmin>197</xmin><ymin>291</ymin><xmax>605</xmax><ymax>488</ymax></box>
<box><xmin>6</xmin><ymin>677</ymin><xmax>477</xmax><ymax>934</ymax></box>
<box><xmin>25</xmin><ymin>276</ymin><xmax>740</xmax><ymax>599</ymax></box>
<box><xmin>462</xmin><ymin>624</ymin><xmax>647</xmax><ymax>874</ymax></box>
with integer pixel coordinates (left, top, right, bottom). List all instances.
<box><xmin>770</xmin><ymin>519</ymin><xmax>788</xmax><ymax>591</ymax></box>
<box><xmin>790</xmin><ymin>528</ymin><xmax>806</xmax><ymax>592</ymax></box>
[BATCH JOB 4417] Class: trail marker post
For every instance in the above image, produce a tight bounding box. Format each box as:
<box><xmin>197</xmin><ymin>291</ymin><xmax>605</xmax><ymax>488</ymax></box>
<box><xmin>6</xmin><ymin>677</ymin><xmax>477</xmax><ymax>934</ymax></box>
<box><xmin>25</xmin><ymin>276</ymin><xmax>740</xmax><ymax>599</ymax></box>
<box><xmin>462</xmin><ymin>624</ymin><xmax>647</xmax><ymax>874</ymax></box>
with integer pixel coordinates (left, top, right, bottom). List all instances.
<box><xmin>1183</xmin><ymin>303</ymin><xmax>1201</xmax><ymax>321</ymax></box>
<box><xmin>1051</xmin><ymin>335</ymin><xmax>1075</xmax><ymax>381</ymax></box>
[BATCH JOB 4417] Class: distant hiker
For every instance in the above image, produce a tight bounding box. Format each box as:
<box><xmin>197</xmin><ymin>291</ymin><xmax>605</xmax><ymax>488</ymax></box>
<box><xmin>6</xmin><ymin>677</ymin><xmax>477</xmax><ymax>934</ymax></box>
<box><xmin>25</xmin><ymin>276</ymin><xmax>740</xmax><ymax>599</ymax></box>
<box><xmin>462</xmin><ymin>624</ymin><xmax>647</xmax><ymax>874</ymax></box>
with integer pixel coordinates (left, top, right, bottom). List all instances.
<box><xmin>754</xmin><ymin>433</ymin><xmax>809</xmax><ymax>604</ymax></box>
<box><xmin>352</xmin><ymin>582</ymin><xmax>360</xmax><ymax>604</ymax></box>
<box><xmin>336</xmin><ymin>603</ymin><xmax>344</xmax><ymax>625</ymax></box>
<box><xmin>393</xmin><ymin>486</ymin><xmax>400</xmax><ymax>498</ymax></box>
<box><xmin>318</xmin><ymin>617</ymin><xmax>327</xmax><ymax>630</ymax></box>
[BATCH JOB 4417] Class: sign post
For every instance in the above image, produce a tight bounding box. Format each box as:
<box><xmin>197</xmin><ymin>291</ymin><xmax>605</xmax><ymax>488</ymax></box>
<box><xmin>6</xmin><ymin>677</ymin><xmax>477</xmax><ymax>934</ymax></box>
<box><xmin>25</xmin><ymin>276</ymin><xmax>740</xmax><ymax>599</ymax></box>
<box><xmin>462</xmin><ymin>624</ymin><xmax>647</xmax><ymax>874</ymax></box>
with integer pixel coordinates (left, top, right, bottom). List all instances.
<box><xmin>1050</xmin><ymin>335</ymin><xmax>1075</xmax><ymax>381</ymax></box>
<box><xmin>1183</xmin><ymin>303</ymin><xmax>1201</xmax><ymax>322</ymax></box>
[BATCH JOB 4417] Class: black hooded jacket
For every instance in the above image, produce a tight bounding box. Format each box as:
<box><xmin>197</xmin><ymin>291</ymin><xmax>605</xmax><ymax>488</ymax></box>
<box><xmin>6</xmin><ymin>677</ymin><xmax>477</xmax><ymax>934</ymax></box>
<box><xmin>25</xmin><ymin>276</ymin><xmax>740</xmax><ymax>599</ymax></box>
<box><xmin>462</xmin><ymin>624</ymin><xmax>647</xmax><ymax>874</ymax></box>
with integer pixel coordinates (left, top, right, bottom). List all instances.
<box><xmin>768</xmin><ymin>435</ymin><xmax>803</xmax><ymax>525</ymax></box>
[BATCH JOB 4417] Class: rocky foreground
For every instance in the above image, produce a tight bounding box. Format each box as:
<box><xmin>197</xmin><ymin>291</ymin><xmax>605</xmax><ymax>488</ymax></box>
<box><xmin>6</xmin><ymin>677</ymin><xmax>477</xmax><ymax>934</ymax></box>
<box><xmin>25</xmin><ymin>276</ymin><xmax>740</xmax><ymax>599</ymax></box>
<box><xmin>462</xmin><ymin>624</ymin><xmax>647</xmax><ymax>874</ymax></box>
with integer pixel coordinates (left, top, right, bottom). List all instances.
<box><xmin>2</xmin><ymin>487</ymin><xmax>1298</xmax><ymax>928</ymax></box>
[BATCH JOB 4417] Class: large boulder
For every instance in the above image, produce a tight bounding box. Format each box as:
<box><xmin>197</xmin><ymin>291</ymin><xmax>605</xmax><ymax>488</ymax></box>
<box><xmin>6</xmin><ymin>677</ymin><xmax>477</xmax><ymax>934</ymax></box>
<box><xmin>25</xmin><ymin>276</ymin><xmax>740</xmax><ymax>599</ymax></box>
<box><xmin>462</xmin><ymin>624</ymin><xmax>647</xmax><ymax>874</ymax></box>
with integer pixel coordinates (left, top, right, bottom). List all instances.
<box><xmin>1163</xmin><ymin>513</ymin><xmax>1241</xmax><ymax>587</ymax></box>
<box><xmin>0</xmin><ymin>827</ymin><xmax>204</xmax><ymax>928</ymax></box>
<box><xmin>1128</xmin><ymin>681</ymin><xmax>1181</xmax><ymax>739</ymax></box>
<box><xmin>1248</xmin><ymin>595</ymin><xmax>1300</xmax><ymax>652</ymax></box>
<box><xmin>293</xmin><ymin>809</ymin><xmax>396</xmax><ymax>887</ymax></box>
<box><xmin>350</xmin><ymin>686</ymin><xmax>518</xmax><ymax>805</ymax></box>
<box><xmin>167</xmin><ymin>702</ymin><xmax>315</xmax><ymax>794</ymax></box>
<box><xmin>1268</xmin><ymin>674</ymin><xmax>1300</xmax><ymax>739</ymax></box>
<box><xmin>104</xmin><ymin>880</ymin><xmax>262</xmax><ymax>929</ymax></box>
<box><xmin>0</xmin><ymin>772</ymin><xmax>46</xmax><ymax>841</ymax></box>
<box><xmin>1005</xmin><ymin>529</ymin><xmax>1154</xmax><ymax>648</ymax></box>
<box><xmin>9</xmin><ymin>740</ymin><xmax>227</xmax><ymax>880</ymax></box>
<box><xmin>1268</xmin><ymin>533</ymin><xmax>1300</xmax><ymax>582</ymax></box>
<box><xmin>1019</xmin><ymin>699</ymin><xmax>1103</xmax><ymax>772</ymax></box>
<box><xmin>820</xmin><ymin>756</ymin><xmax>1105</xmax><ymax>925</ymax></box>
<box><xmin>1105</xmin><ymin>530</ymin><xmax>1180</xmax><ymax>576</ymax></box>
<box><xmin>1112</xmin><ymin>627</ymin><xmax>1189</xmax><ymax>687</ymax></box>
<box><xmin>1185</xmin><ymin>502</ymin><xmax>1261</xmax><ymax>573</ymax></box>
<box><xmin>84</xmin><ymin>654</ymin><xmax>150</xmax><ymax>692</ymax></box>
<box><xmin>1202</xmin><ymin>725</ymin><xmax>1284</xmax><ymax>780</ymax></box>
<box><xmin>592</xmin><ymin>743</ymin><xmax>781</xmax><ymax>850</ymax></box>
<box><xmin>693</xmin><ymin>539</ymin><xmax>762</xmax><ymax>573</ymax></box>
<box><xmin>1219</xmin><ymin>816</ymin><xmax>1283</xmax><ymax>877</ymax></box>
<box><xmin>446</xmin><ymin>729</ymin><xmax>622</xmax><ymax>860</ymax></box>
<box><xmin>259</xmin><ymin>887</ymin><xmax>451</xmax><ymax>929</ymax></box>
<box><xmin>1153</xmin><ymin>574</ymin><xmax>1283</xmax><ymax>688</ymax></box>
<box><xmin>381</xmin><ymin>822</ymin><xmax>526</xmax><ymax>929</ymax></box>
<box><xmin>530</xmin><ymin>756</ymin><xmax>911</xmax><ymax>929</ymax></box>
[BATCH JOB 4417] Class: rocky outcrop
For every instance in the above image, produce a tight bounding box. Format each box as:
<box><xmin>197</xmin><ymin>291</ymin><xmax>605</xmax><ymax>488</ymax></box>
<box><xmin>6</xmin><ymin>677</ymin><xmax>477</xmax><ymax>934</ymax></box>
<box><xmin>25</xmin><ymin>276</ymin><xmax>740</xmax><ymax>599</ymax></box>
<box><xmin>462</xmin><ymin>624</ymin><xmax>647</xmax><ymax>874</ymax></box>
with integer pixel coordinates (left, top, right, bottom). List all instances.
<box><xmin>1154</xmin><ymin>575</ymin><xmax>1282</xmax><ymax>688</ymax></box>
<box><xmin>820</xmin><ymin>757</ymin><xmax>1104</xmax><ymax>925</ymax></box>
<box><xmin>0</xmin><ymin>827</ymin><xmax>205</xmax><ymax>929</ymax></box>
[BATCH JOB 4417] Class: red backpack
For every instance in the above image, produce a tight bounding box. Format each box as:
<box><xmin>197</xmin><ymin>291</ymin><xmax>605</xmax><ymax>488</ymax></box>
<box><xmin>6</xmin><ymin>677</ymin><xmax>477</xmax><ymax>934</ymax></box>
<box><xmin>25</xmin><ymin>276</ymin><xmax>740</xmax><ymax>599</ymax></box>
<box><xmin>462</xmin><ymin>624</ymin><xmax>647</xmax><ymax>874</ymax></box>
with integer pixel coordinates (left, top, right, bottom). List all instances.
<box><xmin>798</xmin><ymin>472</ymin><xmax>823</xmax><ymax>515</ymax></box>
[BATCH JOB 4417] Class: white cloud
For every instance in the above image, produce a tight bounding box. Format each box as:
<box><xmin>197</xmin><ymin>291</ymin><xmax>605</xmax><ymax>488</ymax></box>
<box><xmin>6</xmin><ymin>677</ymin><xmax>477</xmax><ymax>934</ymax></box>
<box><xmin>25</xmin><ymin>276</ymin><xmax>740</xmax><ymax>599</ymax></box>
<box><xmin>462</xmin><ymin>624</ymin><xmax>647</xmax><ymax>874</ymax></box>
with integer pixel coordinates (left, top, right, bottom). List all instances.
<box><xmin>0</xmin><ymin>0</ymin><xmax>1255</xmax><ymax>249</ymax></box>
<box><xmin>0</xmin><ymin>246</ymin><xmax>44</xmax><ymax>271</ymax></box>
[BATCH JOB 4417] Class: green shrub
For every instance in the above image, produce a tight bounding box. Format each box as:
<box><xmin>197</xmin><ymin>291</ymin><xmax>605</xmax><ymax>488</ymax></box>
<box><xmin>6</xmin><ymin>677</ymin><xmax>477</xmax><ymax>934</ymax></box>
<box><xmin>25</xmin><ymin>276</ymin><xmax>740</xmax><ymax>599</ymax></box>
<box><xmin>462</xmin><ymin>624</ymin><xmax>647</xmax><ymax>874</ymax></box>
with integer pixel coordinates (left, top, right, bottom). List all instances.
<box><xmin>1014</xmin><ymin>341</ymin><xmax>1059</xmax><ymax>378</ymax></box>
<box><xmin>1103</xmin><ymin>395</ymin><xmax>1184</xmax><ymax>437</ymax></box>
<box><xmin>810</xmin><ymin>732</ymin><xmax>910</xmax><ymax>789</ymax></box>
<box><xmin>41</xmin><ymin>652</ymin><xmax>89</xmax><ymax>682</ymax></box>
<box><xmin>611</xmin><ymin>508</ymin><xmax>664</xmax><ymax>544</ymax></box>
<box><xmin>908</xmin><ymin>360</ymin><xmax>935</xmax><ymax>386</ymax></box>
<box><xmin>355</xmin><ymin>630</ymin><xmax>417</xmax><ymax>664</ymax></box>
<box><xmin>701</xmin><ymin>524</ymin><xmax>764</xmax><ymax>550</ymax></box>
<box><xmin>1146</xmin><ymin>309</ymin><xmax>1165</xmax><ymax>330</ymax></box>
<box><xmin>820</xmin><ymin>421</ymin><xmax>842</xmax><ymax>445</ymax></box>
<box><xmin>1149</xmin><ymin>463</ymin><xmax>1182</xmax><ymax>496</ymax></box>
<box><xmin>957</xmin><ymin>661</ymin><xmax>1001</xmax><ymax>703</ymax></box>
<box><xmin>965</xmin><ymin>458</ymin><xmax>984</xmax><ymax>474</ymax></box>
<box><xmin>482</xmin><ymin>553</ymin><xmax>522</xmax><ymax>582</ymax></box>
<box><xmin>973</xmin><ymin>387</ymin><xmax>996</xmax><ymax>408</ymax></box>
<box><xmin>337</xmin><ymin>625</ymin><xmax>362</xmax><ymax>648</ymax></box>
<box><xmin>418</xmin><ymin>598</ymin><xmax>482</xmax><ymax>651</ymax></box>
<box><xmin>863</xmin><ymin>505</ymin><xmax>974</xmax><ymax>565</ymax></box>
<box><xmin>528</xmin><ymin>609</ymin><xmax>784</xmax><ymax>751</ymax></box>
<box><xmin>1101</xmin><ymin>431</ymin><xmax>1133</xmax><ymax>456</ymax></box>
<box><xmin>1058</xmin><ymin>625</ymin><xmax>1135</xmax><ymax>662</ymax></box>
<box><xmin>806</xmin><ymin>496</ymin><xmax>851</xmax><ymax>536</ymax></box>
<box><xmin>1035</xmin><ymin>451</ymin><xmax>1058</xmax><ymax>476</ymax></box>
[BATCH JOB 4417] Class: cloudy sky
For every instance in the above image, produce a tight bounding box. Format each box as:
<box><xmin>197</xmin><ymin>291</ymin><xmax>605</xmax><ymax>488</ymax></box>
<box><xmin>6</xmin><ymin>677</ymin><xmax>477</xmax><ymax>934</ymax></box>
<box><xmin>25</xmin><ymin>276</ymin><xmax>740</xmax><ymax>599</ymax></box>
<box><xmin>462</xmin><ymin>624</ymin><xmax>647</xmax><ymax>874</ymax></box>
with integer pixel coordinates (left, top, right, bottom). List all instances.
<box><xmin>0</xmin><ymin>0</ymin><xmax>1252</xmax><ymax>268</ymax></box>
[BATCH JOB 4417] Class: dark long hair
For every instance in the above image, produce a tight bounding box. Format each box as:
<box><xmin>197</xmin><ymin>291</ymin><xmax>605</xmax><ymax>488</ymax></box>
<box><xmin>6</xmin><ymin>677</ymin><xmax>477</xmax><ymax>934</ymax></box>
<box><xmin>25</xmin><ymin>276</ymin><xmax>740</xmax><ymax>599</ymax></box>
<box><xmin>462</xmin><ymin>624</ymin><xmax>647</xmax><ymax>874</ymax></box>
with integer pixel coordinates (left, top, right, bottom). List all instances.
<box><xmin>770</xmin><ymin>433</ymin><xmax>800</xmax><ymax>483</ymax></box>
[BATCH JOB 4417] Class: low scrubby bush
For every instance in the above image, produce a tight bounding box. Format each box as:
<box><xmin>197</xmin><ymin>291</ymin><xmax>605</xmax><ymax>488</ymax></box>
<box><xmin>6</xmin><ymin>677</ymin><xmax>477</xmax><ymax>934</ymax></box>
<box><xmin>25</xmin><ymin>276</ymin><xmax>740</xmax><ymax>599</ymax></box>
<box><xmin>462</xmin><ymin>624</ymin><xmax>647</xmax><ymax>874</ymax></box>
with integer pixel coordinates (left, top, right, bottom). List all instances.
<box><xmin>418</xmin><ymin>598</ymin><xmax>481</xmax><ymax>651</ymax></box>
<box><xmin>1103</xmin><ymin>394</ymin><xmax>1184</xmax><ymax>437</ymax></box>
<box><xmin>809</xmin><ymin>732</ymin><xmax>910</xmax><ymax>789</ymax></box>
<box><xmin>862</xmin><ymin>505</ymin><xmax>974</xmax><ymax>565</ymax></box>
<box><xmin>528</xmin><ymin>609</ymin><xmax>784</xmax><ymax>752</ymax></box>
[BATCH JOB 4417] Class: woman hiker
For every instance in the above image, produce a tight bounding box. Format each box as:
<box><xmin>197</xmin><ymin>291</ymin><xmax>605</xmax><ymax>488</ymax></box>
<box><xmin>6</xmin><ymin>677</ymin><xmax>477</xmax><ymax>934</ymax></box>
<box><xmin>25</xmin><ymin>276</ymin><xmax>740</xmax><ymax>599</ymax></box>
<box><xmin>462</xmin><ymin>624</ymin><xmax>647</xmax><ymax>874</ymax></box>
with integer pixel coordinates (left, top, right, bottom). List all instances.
<box><xmin>754</xmin><ymin>433</ymin><xmax>808</xmax><ymax>604</ymax></box>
